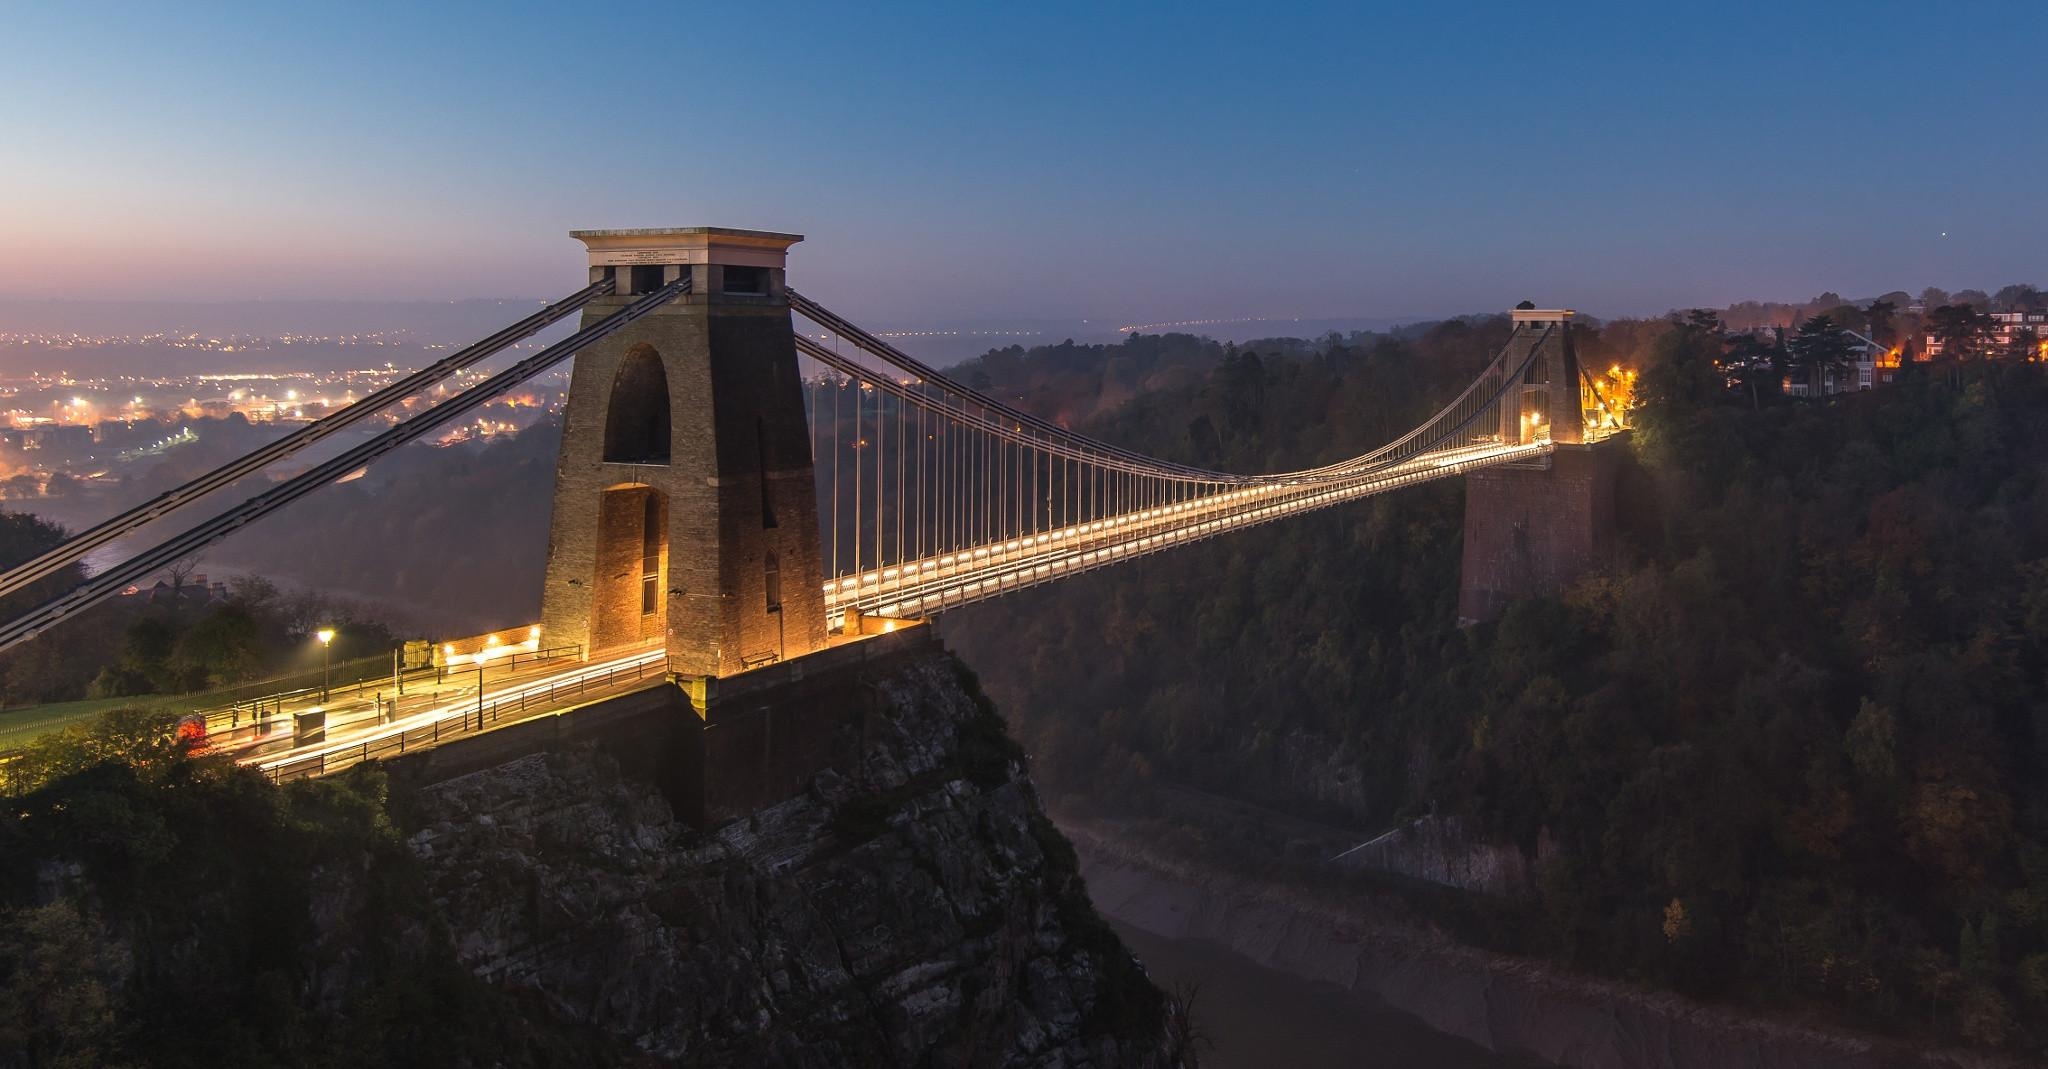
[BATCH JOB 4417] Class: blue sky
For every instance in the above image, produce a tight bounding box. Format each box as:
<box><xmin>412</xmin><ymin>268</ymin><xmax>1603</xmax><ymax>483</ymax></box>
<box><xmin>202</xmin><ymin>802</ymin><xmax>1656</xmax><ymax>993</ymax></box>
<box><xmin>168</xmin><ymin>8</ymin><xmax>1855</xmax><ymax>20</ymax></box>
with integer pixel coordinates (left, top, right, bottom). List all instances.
<box><xmin>2</xmin><ymin>1</ymin><xmax>2042</xmax><ymax>322</ymax></box>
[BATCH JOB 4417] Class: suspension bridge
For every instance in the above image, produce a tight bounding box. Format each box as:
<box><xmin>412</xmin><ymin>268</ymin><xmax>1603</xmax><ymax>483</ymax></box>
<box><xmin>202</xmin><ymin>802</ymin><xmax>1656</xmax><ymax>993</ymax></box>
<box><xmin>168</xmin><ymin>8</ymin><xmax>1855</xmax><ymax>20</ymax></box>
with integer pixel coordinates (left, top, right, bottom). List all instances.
<box><xmin>0</xmin><ymin>227</ymin><xmax>1625</xmax><ymax>781</ymax></box>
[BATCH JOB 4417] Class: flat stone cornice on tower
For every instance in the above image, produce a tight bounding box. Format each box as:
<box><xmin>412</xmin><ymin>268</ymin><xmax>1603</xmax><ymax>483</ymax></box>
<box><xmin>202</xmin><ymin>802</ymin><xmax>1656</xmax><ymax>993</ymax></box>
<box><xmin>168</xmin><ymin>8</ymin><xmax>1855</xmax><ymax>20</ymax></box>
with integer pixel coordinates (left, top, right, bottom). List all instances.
<box><xmin>572</xmin><ymin>227</ymin><xmax>804</xmax><ymax>269</ymax></box>
<box><xmin>571</xmin><ymin>226</ymin><xmax>803</xmax><ymax>243</ymax></box>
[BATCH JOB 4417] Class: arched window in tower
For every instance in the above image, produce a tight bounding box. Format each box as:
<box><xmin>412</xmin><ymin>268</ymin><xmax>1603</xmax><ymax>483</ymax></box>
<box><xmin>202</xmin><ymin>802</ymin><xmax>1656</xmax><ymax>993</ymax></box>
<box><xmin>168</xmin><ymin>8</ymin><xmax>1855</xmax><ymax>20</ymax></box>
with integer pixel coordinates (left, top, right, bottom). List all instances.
<box><xmin>604</xmin><ymin>345</ymin><xmax>671</xmax><ymax>464</ymax></box>
<box><xmin>764</xmin><ymin>552</ymin><xmax>782</xmax><ymax>614</ymax></box>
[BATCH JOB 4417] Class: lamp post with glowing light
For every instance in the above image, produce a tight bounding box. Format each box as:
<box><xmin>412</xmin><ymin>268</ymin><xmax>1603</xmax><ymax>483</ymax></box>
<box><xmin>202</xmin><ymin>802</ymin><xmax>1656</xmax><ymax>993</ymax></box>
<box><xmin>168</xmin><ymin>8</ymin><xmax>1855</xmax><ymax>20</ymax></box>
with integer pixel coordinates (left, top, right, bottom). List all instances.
<box><xmin>316</xmin><ymin>628</ymin><xmax>335</xmax><ymax>701</ymax></box>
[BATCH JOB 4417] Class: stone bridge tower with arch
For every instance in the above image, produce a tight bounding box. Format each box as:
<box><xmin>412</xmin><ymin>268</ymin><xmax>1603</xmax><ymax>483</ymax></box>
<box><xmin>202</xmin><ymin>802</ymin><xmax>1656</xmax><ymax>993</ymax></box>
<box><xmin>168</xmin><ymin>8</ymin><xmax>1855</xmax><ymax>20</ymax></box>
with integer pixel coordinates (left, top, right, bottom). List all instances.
<box><xmin>1456</xmin><ymin>306</ymin><xmax>1622</xmax><ymax>625</ymax></box>
<box><xmin>540</xmin><ymin>227</ymin><xmax>828</xmax><ymax>677</ymax></box>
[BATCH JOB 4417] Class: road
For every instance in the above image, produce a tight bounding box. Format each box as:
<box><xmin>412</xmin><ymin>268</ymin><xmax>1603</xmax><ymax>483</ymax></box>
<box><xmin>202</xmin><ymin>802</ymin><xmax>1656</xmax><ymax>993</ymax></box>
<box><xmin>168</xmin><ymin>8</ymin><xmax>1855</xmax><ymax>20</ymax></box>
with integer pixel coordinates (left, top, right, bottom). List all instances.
<box><xmin>210</xmin><ymin>647</ymin><xmax>668</xmax><ymax>781</ymax></box>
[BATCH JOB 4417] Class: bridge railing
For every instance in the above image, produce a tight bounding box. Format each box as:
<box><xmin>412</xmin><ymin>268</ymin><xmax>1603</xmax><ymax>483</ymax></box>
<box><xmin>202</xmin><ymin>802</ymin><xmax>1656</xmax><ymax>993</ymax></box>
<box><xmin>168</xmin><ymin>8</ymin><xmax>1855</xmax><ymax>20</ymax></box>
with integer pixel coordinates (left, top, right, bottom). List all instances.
<box><xmin>193</xmin><ymin>643</ymin><xmax>585</xmax><ymax>746</ymax></box>
<box><xmin>257</xmin><ymin>653</ymin><xmax>665</xmax><ymax>783</ymax></box>
<box><xmin>837</xmin><ymin>438</ymin><xmax>1553</xmax><ymax>622</ymax></box>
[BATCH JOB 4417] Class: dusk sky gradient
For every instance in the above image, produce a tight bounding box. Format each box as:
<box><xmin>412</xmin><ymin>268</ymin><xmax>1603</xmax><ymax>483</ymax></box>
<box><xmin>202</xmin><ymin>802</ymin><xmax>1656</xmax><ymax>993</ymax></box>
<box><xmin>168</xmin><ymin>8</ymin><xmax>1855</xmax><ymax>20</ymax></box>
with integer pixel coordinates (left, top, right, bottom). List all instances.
<box><xmin>3</xmin><ymin>0</ymin><xmax>2043</xmax><ymax>323</ymax></box>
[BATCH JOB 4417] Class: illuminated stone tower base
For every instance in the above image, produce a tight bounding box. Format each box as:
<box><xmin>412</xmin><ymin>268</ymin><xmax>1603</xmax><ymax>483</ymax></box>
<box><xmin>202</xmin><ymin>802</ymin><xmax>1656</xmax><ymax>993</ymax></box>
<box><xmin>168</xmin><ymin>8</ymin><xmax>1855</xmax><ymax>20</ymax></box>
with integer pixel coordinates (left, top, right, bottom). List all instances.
<box><xmin>540</xmin><ymin>228</ymin><xmax>829</xmax><ymax>677</ymax></box>
<box><xmin>1457</xmin><ymin>308</ymin><xmax>1619</xmax><ymax>625</ymax></box>
<box><xmin>1456</xmin><ymin>441</ymin><xmax>1620</xmax><ymax>625</ymax></box>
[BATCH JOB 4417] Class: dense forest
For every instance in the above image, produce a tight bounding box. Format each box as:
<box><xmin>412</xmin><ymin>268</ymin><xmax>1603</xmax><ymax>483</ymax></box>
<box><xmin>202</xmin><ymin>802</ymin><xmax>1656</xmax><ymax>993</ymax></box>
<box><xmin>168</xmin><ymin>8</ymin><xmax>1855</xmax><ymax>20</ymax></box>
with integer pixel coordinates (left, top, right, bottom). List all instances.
<box><xmin>0</xmin><ymin>721</ymin><xmax>620</xmax><ymax>1066</ymax></box>
<box><xmin>5</xmin><ymin>296</ymin><xmax>2044</xmax><ymax>1053</ymax></box>
<box><xmin>0</xmin><ymin>512</ymin><xmax>393</xmax><ymax>709</ymax></box>
<box><xmin>945</xmin><ymin>315</ymin><xmax>2048</xmax><ymax>1054</ymax></box>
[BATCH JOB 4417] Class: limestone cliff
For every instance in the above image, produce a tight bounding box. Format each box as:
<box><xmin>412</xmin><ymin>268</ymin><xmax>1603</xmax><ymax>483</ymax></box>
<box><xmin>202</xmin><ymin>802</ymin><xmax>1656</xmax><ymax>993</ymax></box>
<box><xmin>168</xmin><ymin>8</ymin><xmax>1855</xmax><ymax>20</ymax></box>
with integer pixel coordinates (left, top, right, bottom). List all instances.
<box><xmin>403</xmin><ymin>651</ymin><xmax>1188</xmax><ymax>1067</ymax></box>
<box><xmin>0</xmin><ymin>647</ymin><xmax>1187</xmax><ymax>1068</ymax></box>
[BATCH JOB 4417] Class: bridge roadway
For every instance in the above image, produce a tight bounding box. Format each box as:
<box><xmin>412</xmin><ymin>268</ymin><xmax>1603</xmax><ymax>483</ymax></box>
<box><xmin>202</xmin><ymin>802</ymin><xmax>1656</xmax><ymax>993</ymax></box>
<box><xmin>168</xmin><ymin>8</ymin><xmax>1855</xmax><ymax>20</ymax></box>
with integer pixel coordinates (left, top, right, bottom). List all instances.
<box><xmin>214</xmin><ymin>443</ymin><xmax>1547</xmax><ymax>779</ymax></box>
<box><xmin>203</xmin><ymin>442</ymin><xmax>1549</xmax><ymax>774</ymax></box>
<box><xmin>826</xmin><ymin>437</ymin><xmax>1554</xmax><ymax>624</ymax></box>
<box><xmin>224</xmin><ymin>648</ymin><xmax>667</xmax><ymax>781</ymax></box>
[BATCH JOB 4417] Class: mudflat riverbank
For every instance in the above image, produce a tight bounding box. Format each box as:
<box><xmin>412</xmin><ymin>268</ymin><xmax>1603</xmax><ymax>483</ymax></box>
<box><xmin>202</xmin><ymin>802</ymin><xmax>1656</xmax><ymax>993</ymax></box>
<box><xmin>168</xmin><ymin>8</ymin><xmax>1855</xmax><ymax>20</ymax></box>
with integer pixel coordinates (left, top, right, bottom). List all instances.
<box><xmin>1070</xmin><ymin>821</ymin><xmax>2017</xmax><ymax>1069</ymax></box>
<box><xmin>1112</xmin><ymin>919</ymin><xmax>1547</xmax><ymax>1067</ymax></box>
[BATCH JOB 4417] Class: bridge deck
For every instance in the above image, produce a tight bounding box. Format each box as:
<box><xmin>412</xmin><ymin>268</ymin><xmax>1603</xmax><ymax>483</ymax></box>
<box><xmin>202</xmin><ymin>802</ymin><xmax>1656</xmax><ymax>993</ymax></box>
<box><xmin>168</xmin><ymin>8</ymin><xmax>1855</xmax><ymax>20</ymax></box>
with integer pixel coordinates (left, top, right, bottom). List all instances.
<box><xmin>241</xmin><ymin>651</ymin><xmax>668</xmax><ymax>781</ymax></box>
<box><xmin>826</xmin><ymin>439</ymin><xmax>1554</xmax><ymax>622</ymax></box>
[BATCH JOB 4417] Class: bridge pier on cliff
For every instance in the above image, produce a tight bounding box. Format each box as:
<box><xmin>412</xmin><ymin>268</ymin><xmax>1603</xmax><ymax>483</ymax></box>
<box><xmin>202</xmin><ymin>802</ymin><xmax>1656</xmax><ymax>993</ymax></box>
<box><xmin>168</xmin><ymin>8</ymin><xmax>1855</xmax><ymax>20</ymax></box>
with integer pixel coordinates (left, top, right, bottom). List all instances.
<box><xmin>1456</xmin><ymin>307</ymin><xmax>1622</xmax><ymax>625</ymax></box>
<box><xmin>1456</xmin><ymin>440</ymin><xmax>1620</xmax><ymax>625</ymax></box>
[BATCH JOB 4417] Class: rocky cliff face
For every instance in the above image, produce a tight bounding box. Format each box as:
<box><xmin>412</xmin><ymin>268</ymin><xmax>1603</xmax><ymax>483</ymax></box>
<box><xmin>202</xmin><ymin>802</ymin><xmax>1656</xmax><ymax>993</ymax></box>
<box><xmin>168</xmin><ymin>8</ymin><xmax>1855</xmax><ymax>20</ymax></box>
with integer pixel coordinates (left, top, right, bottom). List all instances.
<box><xmin>402</xmin><ymin>651</ymin><xmax>1188</xmax><ymax>1067</ymax></box>
<box><xmin>1333</xmin><ymin>814</ymin><xmax>1542</xmax><ymax>898</ymax></box>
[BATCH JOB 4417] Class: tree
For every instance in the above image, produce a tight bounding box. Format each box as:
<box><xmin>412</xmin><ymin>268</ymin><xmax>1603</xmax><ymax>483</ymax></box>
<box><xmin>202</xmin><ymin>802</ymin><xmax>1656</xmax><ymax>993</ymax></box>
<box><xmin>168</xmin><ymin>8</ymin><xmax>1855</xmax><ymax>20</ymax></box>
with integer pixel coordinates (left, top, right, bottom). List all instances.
<box><xmin>0</xmin><ymin>900</ymin><xmax>124</xmax><ymax>1068</ymax></box>
<box><xmin>2005</xmin><ymin>325</ymin><xmax>2039</xmax><ymax>363</ymax></box>
<box><xmin>1992</xmin><ymin>284</ymin><xmax>2041</xmax><ymax>313</ymax></box>
<box><xmin>0</xmin><ymin>512</ymin><xmax>71</xmax><ymax>577</ymax></box>
<box><xmin>1</xmin><ymin>705</ymin><xmax>198</xmax><ymax>795</ymax></box>
<box><xmin>1635</xmin><ymin>310</ymin><xmax>1726</xmax><ymax>412</ymax></box>
<box><xmin>1629</xmin><ymin>311</ymin><xmax>1728</xmax><ymax>471</ymax></box>
<box><xmin>0</xmin><ymin>511</ymin><xmax>84</xmax><ymax>636</ymax></box>
<box><xmin>1722</xmin><ymin>330</ymin><xmax>1785</xmax><ymax>409</ymax></box>
<box><xmin>1821</xmin><ymin>303</ymin><xmax>1868</xmax><ymax>335</ymax></box>
<box><xmin>1926</xmin><ymin>304</ymin><xmax>1996</xmax><ymax>361</ymax></box>
<box><xmin>159</xmin><ymin>558</ymin><xmax>201</xmax><ymax>628</ymax></box>
<box><xmin>1787</xmin><ymin>314</ymin><xmax>1859</xmax><ymax>395</ymax></box>
<box><xmin>170</xmin><ymin>603</ymin><xmax>264</xmax><ymax>688</ymax></box>
<box><xmin>1866</xmin><ymin>299</ymin><xmax>1898</xmax><ymax>348</ymax></box>
<box><xmin>1217</xmin><ymin>348</ymin><xmax>1266</xmax><ymax>437</ymax></box>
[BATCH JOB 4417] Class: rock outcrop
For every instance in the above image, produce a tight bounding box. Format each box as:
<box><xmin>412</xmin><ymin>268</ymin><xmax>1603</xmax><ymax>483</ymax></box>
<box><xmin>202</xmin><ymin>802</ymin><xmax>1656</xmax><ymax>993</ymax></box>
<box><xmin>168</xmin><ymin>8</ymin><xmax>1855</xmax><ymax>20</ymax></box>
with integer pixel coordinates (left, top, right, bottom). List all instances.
<box><xmin>1332</xmin><ymin>814</ymin><xmax>1543</xmax><ymax>898</ymax></box>
<box><xmin>404</xmin><ymin>652</ymin><xmax>1187</xmax><ymax>1067</ymax></box>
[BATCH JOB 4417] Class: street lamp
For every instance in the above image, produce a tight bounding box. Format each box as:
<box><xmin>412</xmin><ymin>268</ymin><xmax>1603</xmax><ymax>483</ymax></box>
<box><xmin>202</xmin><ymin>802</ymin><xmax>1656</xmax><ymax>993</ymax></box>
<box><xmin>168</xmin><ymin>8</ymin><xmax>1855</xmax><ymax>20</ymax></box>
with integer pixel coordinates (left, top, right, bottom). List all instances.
<box><xmin>316</xmin><ymin>628</ymin><xmax>335</xmax><ymax>701</ymax></box>
<box><xmin>472</xmin><ymin>652</ymin><xmax>487</xmax><ymax>731</ymax></box>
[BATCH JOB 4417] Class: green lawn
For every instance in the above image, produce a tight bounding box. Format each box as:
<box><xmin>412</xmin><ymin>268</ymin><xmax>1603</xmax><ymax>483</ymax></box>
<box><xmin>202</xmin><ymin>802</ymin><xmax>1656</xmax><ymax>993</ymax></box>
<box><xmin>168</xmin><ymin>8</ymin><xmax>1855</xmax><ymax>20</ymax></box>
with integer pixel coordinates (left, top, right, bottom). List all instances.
<box><xmin>0</xmin><ymin>651</ymin><xmax>412</xmax><ymax>754</ymax></box>
<box><xmin>0</xmin><ymin>693</ymin><xmax>190</xmax><ymax>751</ymax></box>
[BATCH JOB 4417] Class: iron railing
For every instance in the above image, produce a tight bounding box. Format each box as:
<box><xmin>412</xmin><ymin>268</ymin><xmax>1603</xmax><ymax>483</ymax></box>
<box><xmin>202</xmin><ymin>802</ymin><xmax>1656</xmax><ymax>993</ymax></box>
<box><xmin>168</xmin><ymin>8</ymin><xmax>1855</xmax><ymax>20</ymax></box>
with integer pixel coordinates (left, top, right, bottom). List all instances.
<box><xmin>258</xmin><ymin>653</ymin><xmax>666</xmax><ymax>782</ymax></box>
<box><xmin>195</xmin><ymin>643</ymin><xmax>584</xmax><ymax>741</ymax></box>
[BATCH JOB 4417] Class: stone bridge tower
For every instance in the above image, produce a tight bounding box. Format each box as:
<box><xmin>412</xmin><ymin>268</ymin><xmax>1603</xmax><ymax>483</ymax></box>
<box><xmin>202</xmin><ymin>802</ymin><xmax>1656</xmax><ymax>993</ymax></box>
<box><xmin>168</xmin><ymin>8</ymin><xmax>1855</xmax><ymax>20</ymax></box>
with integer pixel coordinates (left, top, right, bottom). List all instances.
<box><xmin>1457</xmin><ymin>307</ymin><xmax>1621</xmax><ymax>625</ymax></box>
<box><xmin>540</xmin><ymin>228</ymin><xmax>829</xmax><ymax>676</ymax></box>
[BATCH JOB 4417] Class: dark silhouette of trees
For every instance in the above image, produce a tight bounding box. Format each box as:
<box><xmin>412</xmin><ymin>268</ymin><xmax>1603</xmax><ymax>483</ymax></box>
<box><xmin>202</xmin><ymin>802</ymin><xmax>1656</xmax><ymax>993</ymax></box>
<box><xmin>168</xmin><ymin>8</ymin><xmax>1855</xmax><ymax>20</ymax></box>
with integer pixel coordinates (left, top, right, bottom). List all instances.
<box><xmin>1788</xmin><ymin>314</ymin><xmax>1859</xmax><ymax>394</ymax></box>
<box><xmin>1927</xmin><ymin>304</ymin><xmax>1997</xmax><ymax>361</ymax></box>
<box><xmin>1865</xmin><ymin>299</ymin><xmax>1897</xmax><ymax>347</ymax></box>
<box><xmin>1722</xmin><ymin>328</ymin><xmax>1785</xmax><ymax>409</ymax></box>
<box><xmin>942</xmin><ymin>323</ymin><xmax>2048</xmax><ymax>1055</ymax></box>
<box><xmin>1993</xmin><ymin>284</ymin><xmax>2041</xmax><ymax>313</ymax></box>
<box><xmin>2007</xmin><ymin>325</ymin><xmax>2040</xmax><ymax>363</ymax></box>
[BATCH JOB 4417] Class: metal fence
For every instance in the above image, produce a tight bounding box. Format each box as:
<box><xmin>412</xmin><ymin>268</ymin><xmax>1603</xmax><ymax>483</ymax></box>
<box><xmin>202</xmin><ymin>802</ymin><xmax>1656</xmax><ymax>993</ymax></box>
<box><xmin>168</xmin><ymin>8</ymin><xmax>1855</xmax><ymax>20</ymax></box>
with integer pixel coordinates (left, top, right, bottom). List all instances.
<box><xmin>195</xmin><ymin>644</ymin><xmax>584</xmax><ymax>737</ymax></box>
<box><xmin>259</xmin><ymin>653</ymin><xmax>665</xmax><ymax>782</ymax></box>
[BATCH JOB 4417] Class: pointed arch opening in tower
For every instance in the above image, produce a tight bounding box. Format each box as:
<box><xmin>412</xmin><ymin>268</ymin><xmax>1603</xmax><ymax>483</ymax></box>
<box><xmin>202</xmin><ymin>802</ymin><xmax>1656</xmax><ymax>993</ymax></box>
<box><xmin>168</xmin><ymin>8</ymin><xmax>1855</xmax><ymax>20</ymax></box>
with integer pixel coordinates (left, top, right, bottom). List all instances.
<box><xmin>591</xmin><ymin>484</ymin><xmax>667</xmax><ymax>653</ymax></box>
<box><xmin>604</xmin><ymin>344</ymin><xmax>671</xmax><ymax>464</ymax></box>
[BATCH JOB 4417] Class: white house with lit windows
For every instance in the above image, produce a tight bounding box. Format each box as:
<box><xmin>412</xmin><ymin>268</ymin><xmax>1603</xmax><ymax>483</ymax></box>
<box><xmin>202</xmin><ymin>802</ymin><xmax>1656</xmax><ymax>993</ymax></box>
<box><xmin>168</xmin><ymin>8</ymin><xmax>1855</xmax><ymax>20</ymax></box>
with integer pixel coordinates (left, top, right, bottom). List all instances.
<box><xmin>1923</xmin><ymin>310</ymin><xmax>2048</xmax><ymax>360</ymax></box>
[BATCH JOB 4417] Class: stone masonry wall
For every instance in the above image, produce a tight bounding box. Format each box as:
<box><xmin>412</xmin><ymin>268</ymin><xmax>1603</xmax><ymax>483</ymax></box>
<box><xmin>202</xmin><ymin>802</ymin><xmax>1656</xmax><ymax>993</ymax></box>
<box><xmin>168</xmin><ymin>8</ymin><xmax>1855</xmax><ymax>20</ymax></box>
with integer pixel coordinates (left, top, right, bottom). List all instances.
<box><xmin>1456</xmin><ymin>438</ymin><xmax>1620</xmax><ymax>624</ymax></box>
<box><xmin>540</xmin><ymin>289</ymin><xmax>828</xmax><ymax>675</ymax></box>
